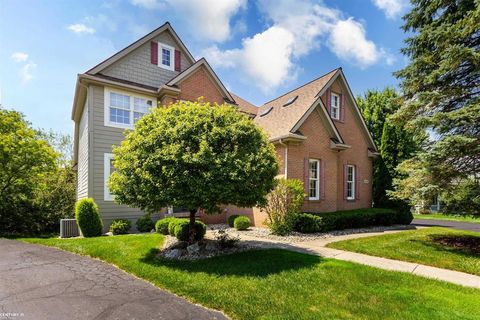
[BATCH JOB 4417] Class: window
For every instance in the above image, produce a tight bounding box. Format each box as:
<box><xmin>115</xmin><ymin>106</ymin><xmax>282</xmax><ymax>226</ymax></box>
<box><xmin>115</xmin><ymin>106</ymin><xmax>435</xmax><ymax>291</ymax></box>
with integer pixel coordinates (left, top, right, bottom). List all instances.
<box><xmin>158</xmin><ymin>43</ymin><xmax>175</xmax><ymax>71</ymax></box>
<box><xmin>104</xmin><ymin>153</ymin><xmax>114</xmax><ymax>201</ymax></box>
<box><xmin>105</xmin><ymin>88</ymin><xmax>155</xmax><ymax>129</ymax></box>
<box><xmin>331</xmin><ymin>92</ymin><xmax>340</xmax><ymax>120</ymax></box>
<box><xmin>309</xmin><ymin>159</ymin><xmax>320</xmax><ymax>200</ymax></box>
<box><xmin>346</xmin><ymin>165</ymin><xmax>355</xmax><ymax>200</ymax></box>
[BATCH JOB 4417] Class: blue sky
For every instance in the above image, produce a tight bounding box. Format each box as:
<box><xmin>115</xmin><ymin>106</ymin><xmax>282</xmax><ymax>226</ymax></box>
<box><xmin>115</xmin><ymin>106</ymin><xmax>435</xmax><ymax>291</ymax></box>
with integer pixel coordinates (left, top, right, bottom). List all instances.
<box><xmin>0</xmin><ymin>0</ymin><xmax>410</xmax><ymax>136</ymax></box>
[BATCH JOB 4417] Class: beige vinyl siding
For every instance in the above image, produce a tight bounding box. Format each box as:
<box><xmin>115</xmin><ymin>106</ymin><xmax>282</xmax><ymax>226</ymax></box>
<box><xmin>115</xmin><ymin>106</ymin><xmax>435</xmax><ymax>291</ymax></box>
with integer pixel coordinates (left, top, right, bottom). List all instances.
<box><xmin>76</xmin><ymin>99</ymin><xmax>89</xmax><ymax>199</ymax></box>
<box><xmin>101</xmin><ymin>31</ymin><xmax>192</xmax><ymax>88</ymax></box>
<box><xmin>90</xmin><ymin>84</ymin><xmax>146</xmax><ymax>221</ymax></box>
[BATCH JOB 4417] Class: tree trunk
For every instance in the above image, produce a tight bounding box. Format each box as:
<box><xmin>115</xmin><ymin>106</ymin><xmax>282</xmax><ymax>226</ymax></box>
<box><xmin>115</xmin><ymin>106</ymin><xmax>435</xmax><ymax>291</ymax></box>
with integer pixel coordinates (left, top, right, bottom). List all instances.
<box><xmin>189</xmin><ymin>208</ymin><xmax>197</xmax><ymax>243</ymax></box>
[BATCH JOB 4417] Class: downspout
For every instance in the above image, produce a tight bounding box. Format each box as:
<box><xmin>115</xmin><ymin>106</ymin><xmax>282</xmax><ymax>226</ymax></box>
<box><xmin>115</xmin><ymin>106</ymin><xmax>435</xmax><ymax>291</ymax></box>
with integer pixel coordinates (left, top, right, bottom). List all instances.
<box><xmin>278</xmin><ymin>139</ymin><xmax>288</xmax><ymax>179</ymax></box>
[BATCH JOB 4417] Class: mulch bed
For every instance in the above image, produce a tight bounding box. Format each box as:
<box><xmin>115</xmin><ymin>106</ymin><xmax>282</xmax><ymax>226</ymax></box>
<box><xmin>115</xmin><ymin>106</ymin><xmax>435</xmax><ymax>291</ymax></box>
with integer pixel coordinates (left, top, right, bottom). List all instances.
<box><xmin>430</xmin><ymin>235</ymin><xmax>480</xmax><ymax>254</ymax></box>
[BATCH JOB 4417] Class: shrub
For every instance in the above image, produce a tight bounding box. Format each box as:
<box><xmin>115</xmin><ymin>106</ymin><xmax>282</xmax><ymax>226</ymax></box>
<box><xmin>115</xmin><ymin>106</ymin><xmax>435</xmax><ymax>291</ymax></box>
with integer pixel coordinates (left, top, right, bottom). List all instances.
<box><xmin>168</xmin><ymin>218</ymin><xmax>188</xmax><ymax>236</ymax></box>
<box><xmin>136</xmin><ymin>214</ymin><xmax>155</xmax><ymax>232</ymax></box>
<box><xmin>75</xmin><ymin>198</ymin><xmax>103</xmax><ymax>237</ymax></box>
<box><xmin>214</xmin><ymin>229</ymin><xmax>239</xmax><ymax>248</ymax></box>
<box><xmin>109</xmin><ymin>219</ymin><xmax>131</xmax><ymax>235</ymax></box>
<box><xmin>174</xmin><ymin>220</ymin><xmax>207</xmax><ymax>242</ymax></box>
<box><xmin>227</xmin><ymin>215</ymin><xmax>240</xmax><ymax>227</ymax></box>
<box><xmin>234</xmin><ymin>216</ymin><xmax>250</xmax><ymax>230</ymax></box>
<box><xmin>155</xmin><ymin>217</ymin><xmax>176</xmax><ymax>235</ymax></box>
<box><xmin>292</xmin><ymin>214</ymin><xmax>324</xmax><ymax>233</ymax></box>
<box><xmin>262</xmin><ymin>179</ymin><xmax>305</xmax><ymax>235</ymax></box>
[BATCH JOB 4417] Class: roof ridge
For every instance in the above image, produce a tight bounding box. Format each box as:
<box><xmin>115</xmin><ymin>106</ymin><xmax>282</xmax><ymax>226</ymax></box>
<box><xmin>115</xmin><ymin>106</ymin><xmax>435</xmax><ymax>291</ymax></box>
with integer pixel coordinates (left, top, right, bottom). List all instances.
<box><xmin>261</xmin><ymin>68</ymin><xmax>341</xmax><ymax>106</ymax></box>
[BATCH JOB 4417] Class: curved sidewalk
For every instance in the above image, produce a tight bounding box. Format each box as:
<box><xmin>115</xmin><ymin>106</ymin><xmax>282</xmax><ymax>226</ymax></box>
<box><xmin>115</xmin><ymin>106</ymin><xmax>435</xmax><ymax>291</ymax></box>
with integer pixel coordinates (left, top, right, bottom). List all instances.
<box><xmin>237</xmin><ymin>230</ymin><xmax>480</xmax><ymax>289</ymax></box>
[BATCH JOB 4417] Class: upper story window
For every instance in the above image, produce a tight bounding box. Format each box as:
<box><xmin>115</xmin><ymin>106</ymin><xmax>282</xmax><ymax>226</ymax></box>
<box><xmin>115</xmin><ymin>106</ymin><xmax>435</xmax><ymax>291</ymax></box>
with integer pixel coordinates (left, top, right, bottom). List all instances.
<box><xmin>159</xmin><ymin>43</ymin><xmax>174</xmax><ymax>71</ymax></box>
<box><xmin>309</xmin><ymin>159</ymin><xmax>320</xmax><ymax>200</ymax></box>
<box><xmin>331</xmin><ymin>92</ymin><xmax>340</xmax><ymax>120</ymax></box>
<box><xmin>346</xmin><ymin>165</ymin><xmax>355</xmax><ymax>200</ymax></box>
<box><xmin>105</xmin><ymin>88</ymin><xmax>155</xmax><ymax>129</ymax></box>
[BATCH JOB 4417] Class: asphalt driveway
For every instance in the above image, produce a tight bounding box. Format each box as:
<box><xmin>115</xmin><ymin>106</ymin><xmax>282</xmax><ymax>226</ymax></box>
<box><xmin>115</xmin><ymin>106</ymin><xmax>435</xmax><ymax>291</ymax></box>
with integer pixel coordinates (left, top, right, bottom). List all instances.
<box><xmin>0</xmin><ymin>239</ymin><xmax>226</xmax><ymax>320</ymax></box>
<box><xmin>412</xmin><ymin>219</ymin><xmax>480</xmax><ymax>232</ymax></box>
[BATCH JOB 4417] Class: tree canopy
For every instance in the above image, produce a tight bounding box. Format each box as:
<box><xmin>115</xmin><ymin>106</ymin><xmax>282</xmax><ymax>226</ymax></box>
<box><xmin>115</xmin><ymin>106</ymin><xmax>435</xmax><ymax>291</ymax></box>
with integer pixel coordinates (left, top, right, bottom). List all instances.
<box><xmin>109</xmin><ymin>100</ymin><xmax>279</xmax><ymax>238</ymax></box>
<box><xmin>392</xmin><ymin>0</ymin><xmax>479</xmax><ymax>203</ymax></box>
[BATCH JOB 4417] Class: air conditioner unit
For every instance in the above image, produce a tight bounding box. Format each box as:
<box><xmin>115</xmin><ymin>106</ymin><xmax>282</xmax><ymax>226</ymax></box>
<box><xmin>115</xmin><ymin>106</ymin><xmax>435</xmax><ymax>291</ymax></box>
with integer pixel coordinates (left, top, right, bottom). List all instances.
<box><xmin>60</xmin><ymin>219</ymin><xmax>80</xmax><ymax>238</ymax></box>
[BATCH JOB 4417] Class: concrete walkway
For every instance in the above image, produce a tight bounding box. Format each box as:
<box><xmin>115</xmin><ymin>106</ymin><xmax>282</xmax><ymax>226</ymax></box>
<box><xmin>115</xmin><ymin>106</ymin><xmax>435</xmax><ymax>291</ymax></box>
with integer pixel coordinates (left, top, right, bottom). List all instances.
<box><xmin>0</xmin><ymin>239</ymin><xmax>226</xmax><ymax>320</ymax></box>
<box><xmin>236</xmin><ymin>230</ymin><xmax>480</xmax><ymax>290</ymax></box>
<box><xmin>413</xmin><ymin>218</ymin><xmax>480</xmax><ymax>232</ymax></box>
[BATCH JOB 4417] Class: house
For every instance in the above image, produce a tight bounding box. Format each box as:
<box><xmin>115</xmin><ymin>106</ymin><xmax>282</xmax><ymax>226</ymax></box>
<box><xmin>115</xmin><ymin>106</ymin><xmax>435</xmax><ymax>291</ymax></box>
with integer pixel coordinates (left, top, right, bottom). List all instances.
<box><xmin>71</xmin><ymin>22</ymin><xmax>378</xmax><ymax>230</ymax></box>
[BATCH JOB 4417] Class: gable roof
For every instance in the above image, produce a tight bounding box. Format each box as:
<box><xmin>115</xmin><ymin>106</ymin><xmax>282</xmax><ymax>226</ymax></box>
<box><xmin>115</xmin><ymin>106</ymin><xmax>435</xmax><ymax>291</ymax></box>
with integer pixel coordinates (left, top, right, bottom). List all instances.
<box><xmin>254</xmin><ymin>68</ymin><xmax>340</xmax><ymax>141</ymax></box>
<box><xmin>86</xmin><ymin>22</ymin><xmax>195</xmax><ymax>75</ymax></box>
<box><xmin>229</xmin><ymin>92</ymin><xmax>258</xmax><ymax>116</ymax></box>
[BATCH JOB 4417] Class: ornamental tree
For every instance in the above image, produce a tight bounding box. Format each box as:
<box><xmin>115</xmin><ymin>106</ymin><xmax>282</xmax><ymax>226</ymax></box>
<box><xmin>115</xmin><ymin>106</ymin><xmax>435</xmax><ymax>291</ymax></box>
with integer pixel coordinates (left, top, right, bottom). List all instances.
<box><xmin>109</xmin><ymin>100</ymin><xmax>279</xmax><ymax>242</ymax></box>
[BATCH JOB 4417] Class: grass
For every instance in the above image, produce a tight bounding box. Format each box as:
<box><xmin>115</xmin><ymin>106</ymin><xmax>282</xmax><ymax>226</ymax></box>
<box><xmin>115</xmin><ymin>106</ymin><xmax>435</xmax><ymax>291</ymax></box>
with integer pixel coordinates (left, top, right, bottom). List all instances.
<box><xmin>413</xmin><ymin>213</ymin><xmax>480</xmax><ymax>224</ymax></box>
<box><xmin>329</xmin><ymin>227</ymin><xmax>480</xmax><ymax>276</ymax></box>
<box><xmin>17</xmin><ymin>234</ymin><xmax>480</xmax><ymax>320</ymax></box>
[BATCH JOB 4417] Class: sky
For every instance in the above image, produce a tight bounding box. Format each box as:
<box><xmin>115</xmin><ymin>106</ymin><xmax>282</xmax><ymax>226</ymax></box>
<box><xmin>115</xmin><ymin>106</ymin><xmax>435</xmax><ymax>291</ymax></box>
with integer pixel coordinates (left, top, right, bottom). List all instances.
<box><xmin>0</xmin><ymin>0</ymin><xmax>411</xmax><ymax>136</ymax></box>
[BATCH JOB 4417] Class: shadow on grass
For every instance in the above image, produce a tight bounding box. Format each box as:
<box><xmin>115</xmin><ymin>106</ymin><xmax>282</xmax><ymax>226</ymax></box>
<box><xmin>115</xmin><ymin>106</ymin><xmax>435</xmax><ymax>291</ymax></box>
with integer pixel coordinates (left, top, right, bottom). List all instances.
<box><xmin>429</xmin><ymin>234</ymin><xmax>480</xmax><ymax>255</ymax></box>
<box><xmin>140</xmin><ymin>247</ymin><xmax>324</xmax><ymax>278</ymax></box>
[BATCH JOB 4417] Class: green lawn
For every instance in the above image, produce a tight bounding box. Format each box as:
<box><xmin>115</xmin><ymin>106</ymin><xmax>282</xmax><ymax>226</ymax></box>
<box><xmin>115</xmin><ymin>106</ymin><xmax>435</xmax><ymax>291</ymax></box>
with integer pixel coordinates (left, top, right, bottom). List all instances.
<box><xmin>329</xmin><ymin>227</ymin><xmax>480</xmax><ymax>276</ymax></box>
<box><xmin>17</xmin><ymin>234</ymin><xmax>480</xmax><ymax>320</ymax></box>
<box><xmin>413</xmin><ymin>213</ymin><xmax>480</xmax><ymax>224</ymax></box>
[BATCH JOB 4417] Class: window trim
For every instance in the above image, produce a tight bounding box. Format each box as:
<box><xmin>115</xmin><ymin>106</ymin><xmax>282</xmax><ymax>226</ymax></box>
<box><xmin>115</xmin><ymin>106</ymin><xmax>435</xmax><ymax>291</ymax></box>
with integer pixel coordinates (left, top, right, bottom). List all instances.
<box><xmin>158</xmin><ymin>43</ymin><xmax>175</xmax><ymax>71</ymax></box>
<box><xmin>104</xmin><ymin>87</ymin><xmax>156</xmax><ymax>129</ymax></box>
<box><xmin>308</xmin><ymin>159</ymin><xmax>320</xmax><ymax>200</ymax></box>
<box><xmin>104</xmin><ymin>153</ymin><xmax>114</xmax><ymax>201</ymax></box>
<box><xmin>330</xmin><ymin>92</ymin><xmax>340</xmax><ymax>120</ymax></box>
<box><xmin>346</xmin><ymin>165</ymin><xmax>355</xmax><ymax>200</ymax></box>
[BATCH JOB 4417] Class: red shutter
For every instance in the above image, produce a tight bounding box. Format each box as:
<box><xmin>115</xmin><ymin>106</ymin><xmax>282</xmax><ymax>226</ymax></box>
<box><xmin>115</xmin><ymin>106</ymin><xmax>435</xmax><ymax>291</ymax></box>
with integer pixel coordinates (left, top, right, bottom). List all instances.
<box><xmin>355</xmin><ymin>165</ymin><xmax>360</xmax><ymax>200</ymax></box>
<box><xmin>320</xmin><ymin>160</ymin><xmax>326</xmax><ymax>199</ymax></box>
<box><xmin>174</xmin><ymin>49</ymin><xmax>181</xmax><ymax>71</ymax></box>
<box><xmin>340</xmin><ymin>93</ymin><xmax>345</xmax><ymax>123</ymax></box>
<box><xmin>343</xmin><ymin>164</ymin><xmax>348</xmax><ymax>200</ymax></box>
<box><xmin>326</xmin><ymin>88</ymin><xmax>331</xmax><ymax>116</ymax></box>
<box><xmin>304</xmin><ymin>158</ymin><xmax>309</xmax><ymax>197</ymax></box>
<box><xmin>150</xmin><ymin>41</ymin><xmax>158</xmax><ymax>65</ymax></box>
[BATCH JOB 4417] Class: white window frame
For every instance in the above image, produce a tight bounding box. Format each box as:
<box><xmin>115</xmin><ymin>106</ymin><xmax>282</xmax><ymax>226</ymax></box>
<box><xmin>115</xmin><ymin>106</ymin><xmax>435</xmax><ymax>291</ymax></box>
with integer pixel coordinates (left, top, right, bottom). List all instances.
<box><xmin>104</xmin><ymin>153</ymin><xmax>114</xmax><ymax>201</ymax></box>
<box><xmin>309</xmin><ymin>159</ymin><xmax>320</xmax><ymax>200</ymax></box>
<box><xmin>158</xmin><ymin>43</ymin><xmax>175</xmax><ymax>71</ymax></box>
<box><xmin>331</xmin><ymin>92</ymin><xmax>340</xmax><ymax>120</ymax></box>
<box><xmin>346</xmin><ymin>165</ymin><xmax>355</xmax><ymax>200</ymax></box>
<box><xmin>104</xmin><ymin>87</ymin><xmax>156</xmax><ymax>129</ymax></box>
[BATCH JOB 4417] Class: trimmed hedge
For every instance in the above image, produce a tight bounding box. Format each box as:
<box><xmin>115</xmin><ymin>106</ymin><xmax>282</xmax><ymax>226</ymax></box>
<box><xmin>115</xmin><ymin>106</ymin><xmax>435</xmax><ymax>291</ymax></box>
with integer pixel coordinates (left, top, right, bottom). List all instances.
<box><xmin>155</xmin><ymin>217</ymin><xmax>176</xmax><ymax>235</ymax></box>
<box><xmin>109</xmin><ymin>219</ymin><xmax>131</xmax><ymax>235</ymax></box>
<box><xmin>136</xmin><ymin>214</ymin><xmax>155</xmax><ymax>232</ymax></box>
<box><xmin>75</xmin><ymin>198</ymin><xmax>103</xmax><ymax>237</ymax></box>
<box><xmin>293</xmin><ymin>208</ymin><xmax>413</xmax><ymax>233</ymax></box>
<box><xmin>228</xmin><ymin>215</ymin><xmax>240</xmax><ymax>227</ymax></box>
<box><xmin>168</xmin><ymin>218</ymin><xmax>188</xmax><ymax>236</ymax></box>
<box><xmin>233</xmin><ymin>216</ymin><xmax>250</xmax><ymax>230</ymax></box>
<box><xmin>174</xmin><ymin>220</ymin><xmax>207</xmax><ymax>242</ymax></box>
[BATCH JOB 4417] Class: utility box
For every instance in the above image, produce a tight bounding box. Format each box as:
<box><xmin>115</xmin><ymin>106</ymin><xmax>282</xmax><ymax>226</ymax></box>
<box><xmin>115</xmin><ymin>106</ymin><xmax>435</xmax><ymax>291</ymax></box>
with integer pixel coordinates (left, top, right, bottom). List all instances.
<box><xmin>60</xmin><ymin>219</ymin><xmax>80</xmax><ymax>238</ymax></box>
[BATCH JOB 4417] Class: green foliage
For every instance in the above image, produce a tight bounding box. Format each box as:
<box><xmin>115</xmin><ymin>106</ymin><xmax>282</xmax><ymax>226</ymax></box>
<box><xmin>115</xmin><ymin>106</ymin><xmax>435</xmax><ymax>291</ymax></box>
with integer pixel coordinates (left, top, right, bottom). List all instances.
<box><xmin>155</xmin><ymin>217</ymin><xmax>176</xmax><ymax>235</ymax></box>
<box><xmin>262</xmin><ymin>179</ymin><xmax>305</xmax><ymax>235</ymax></box>
<box><xmin>357</xmin><ymin>89</ymin><xmax>420</xmax><ymax>208</ymax></box>
<box><xmin>233</xmin><ymin>216</ymin><xmax>250</xmax><ymax>230</ymax></box>
<box><xmin>109</xmin><ymin>100</ymin><xmax>278</xmax><ymax>215</ymax></box>
<box><xmin>292</xmin><ymin>213</ymin><xmax>325</xmax><ymax>234</ymax></box>
<box><xmin>174</xmin><ymin>220</ymin><xmax>206</xmax><ymax>242</ymax></box>
<box><xmin>75</xmin><ymin>198</ymin><xmax>103</xmax><ymax>237</ymax></box>
<box><xmin>392</xmin><ymin>0</ymin><xmax>480</xmax><ymax>208</ymax></box>
<box><xmin>227</xmin><ymin>215</ymin><xmax>240</xmax><ymax>228</ymax></box>
<box><xmin>136</xmin><ymin>214</ymin><xmax>155</xmax><ymax>232</ymax></box>
<box><xmin>168</xmin><ymin>218</ymin><xmax>188</xmax><ymax>236</ymax></box>
<box><xmin>109</xmin><ymin>219</ymin><xmax>131</xmax><ymax>235</ymax></box>
<box><xmin>293</xmin><ymin>208</ymin><xmax>413</xmax><ymax>233</ymax></box>
<box><xmin>0</xmin><ymin>108</ymin><xmax>76</xmax><ymax>234</ymax></box>
<box><xmin>441</xmin><ymin>179</ymin><xmax>480</xmax><ymax>216</ymax></box>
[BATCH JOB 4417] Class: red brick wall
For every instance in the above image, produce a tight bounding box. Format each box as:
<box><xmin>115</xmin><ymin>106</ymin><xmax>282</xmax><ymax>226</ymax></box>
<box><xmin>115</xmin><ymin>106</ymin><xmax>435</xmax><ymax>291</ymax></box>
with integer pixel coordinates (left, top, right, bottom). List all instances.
<box><xmin>176</xmin><ymin>67</ymin><xmax>226</xmax><ymax>104</ymax></box>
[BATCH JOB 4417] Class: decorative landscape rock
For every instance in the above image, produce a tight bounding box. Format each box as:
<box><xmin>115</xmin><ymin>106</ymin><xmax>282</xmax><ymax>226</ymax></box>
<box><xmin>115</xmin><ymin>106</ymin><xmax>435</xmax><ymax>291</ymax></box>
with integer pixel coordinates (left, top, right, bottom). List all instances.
<box><xmin>164</xmin><ymin>249</ymin><xmax>183</xmax><ymax>259</ymax></box>
<box><xmin>186</xmin><ymin>243</ymin><xmax>200</xmax><ymax>255</ymax></box>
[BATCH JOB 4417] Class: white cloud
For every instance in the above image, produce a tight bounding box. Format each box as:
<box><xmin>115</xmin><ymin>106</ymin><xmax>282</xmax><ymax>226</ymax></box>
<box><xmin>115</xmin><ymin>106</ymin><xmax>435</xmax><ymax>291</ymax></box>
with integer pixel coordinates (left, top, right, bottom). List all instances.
<box><xmin>372</xmin><ymin>0</ymin><xmax>408</xmax><ymax>19</ymax></box>
<box><xmin>19</xmin><ymin>62</ymin><xmax>37</xmax><ymax>84</ymax></box>
<box><xmin>166</xmin><ymin>0</ymin><xmax>246</xmax><ymax>42</ymax></box>
<box><xmin>67</xmin><ymin>24</ymin><xmax>95</xmax><ymax>34</ymax></box>
<box><xmin>130</xmin><ymin>0</ymin><xmax>164</xmax><ymax>9</ymax></box>
<box><xmin>204</xmin><ymin>0</ymin><xmax>390</xmax><ymax>92</ymax></box>
<box><xmin>11</xmin><ymin>52</ymin><xmax>29</xmax><ymax>63</ymax></box>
